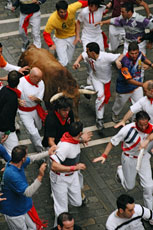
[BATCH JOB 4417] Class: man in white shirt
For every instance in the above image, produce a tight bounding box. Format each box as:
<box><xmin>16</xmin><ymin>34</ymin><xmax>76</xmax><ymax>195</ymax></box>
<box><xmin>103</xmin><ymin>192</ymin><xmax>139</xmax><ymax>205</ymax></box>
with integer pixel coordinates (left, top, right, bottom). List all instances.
<box><xmin>106</xmin><ymin>194</ymin><xmax>153</xmax><ymax>229</ymax></box>
<box><xmin>73</xmin><ymin>42</ymin><xmax>123</xmax><ymax>130</ymax></box>
<box><xmin>115</xmin><ymin>80</ymin><xmax>153</xmax><ymax>128</ymax></box>
<box><xmin>76</xmin><ymin>0</ymin><xmax>106</xmax><ymax>51</ymax></box>
<box><xmin>17</xmin><ymin>67</ymin><xmax>45</xmax><ymax>152</ymax></box>
<box><xmin>50</xmin><ymin>121</ymin><xmax>86</xmax><ymax>225</ymax></box>
<box><xmin>93</xmin><ymin>111</ymin><xmax>153</xmax><ymax>211</ymax></box>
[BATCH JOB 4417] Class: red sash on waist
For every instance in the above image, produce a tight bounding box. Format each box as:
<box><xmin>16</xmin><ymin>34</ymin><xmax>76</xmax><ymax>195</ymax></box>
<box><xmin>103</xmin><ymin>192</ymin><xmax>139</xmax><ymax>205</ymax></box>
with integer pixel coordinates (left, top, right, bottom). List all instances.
<box><xmin>19</xmin><ymin>104</ymin><xmax>48</xmax><ymax>124</ymax></box>
<box><xmin>19</xmin><ymin>105</ymin><xmax>37</xmax><ymax>112</ymax></box>
<box><xmin>28</xmin><ymin>204</ymin><xmax>48</xmax><ymax>230</ymax></box>
<box><xmin>22</xmin><ymin>13</ymin><xmax>33</xmax><ymax>35</ymax></box>
<box><xmin>98</xmin><ymin>81</ymin><xmax>111</xmax><ymax>111</ymax></box>
<box><xmin>102</xmin><ymin>31</ymin><xmax>109</xmax><ymax>49</ymax></box>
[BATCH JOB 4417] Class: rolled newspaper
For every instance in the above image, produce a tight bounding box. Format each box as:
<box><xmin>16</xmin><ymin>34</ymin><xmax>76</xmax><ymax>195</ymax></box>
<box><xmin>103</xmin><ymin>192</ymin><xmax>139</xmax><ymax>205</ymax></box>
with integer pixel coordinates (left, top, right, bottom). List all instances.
<box><xmin>136</xmin><ymin>149</ymin><xmax>145</xmax><ymax>172</ymax></box>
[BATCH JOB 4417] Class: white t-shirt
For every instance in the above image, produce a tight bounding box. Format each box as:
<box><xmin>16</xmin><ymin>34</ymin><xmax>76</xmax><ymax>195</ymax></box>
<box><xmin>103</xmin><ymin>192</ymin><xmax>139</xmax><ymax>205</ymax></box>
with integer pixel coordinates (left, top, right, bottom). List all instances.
<box><xmin>51</xmin><ymin>141</ymin><xmax>80</xmax><ymax>163</ymax></box>
<box><xmin>106</xmin><ymin>204</ymin><xmax>152</xmax><ymax>230</ymax></box>
<box><xmin>130</xmin><ymin>96</ymin><xmax>153</xmax><ymax>124</ymax></box>
<box><xmin>78</xmin><ymin>6</ymin><xmax>106</xmax><ymax>39</ymax></box>
<box><xmin>82</xmin><ymin>51</ymin><xmax>120</xmax><ymax>83</ymax></box>
<box><xmin>17</xmin><ymin>76</ymin><xmax>45</xmax><ymax>107</ymax></box>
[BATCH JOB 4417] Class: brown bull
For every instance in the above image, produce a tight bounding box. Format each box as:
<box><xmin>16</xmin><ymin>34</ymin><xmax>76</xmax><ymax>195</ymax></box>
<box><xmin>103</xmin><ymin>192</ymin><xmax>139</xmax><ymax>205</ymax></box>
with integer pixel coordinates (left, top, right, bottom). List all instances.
<box><xmin>18</xmin><ymin>45</ymin><xmax>95</xmax><ymax>120</ymax></box>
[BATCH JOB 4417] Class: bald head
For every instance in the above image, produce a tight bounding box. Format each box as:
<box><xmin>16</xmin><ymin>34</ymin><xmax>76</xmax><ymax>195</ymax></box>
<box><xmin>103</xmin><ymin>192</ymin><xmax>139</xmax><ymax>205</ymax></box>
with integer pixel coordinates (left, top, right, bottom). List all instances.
<box><xmin>143</xmin><ymin>80</ymin><xmax>153</xmax><ymax>98</ymax></box>
<box><xmin>29</xmin><ymin>67</ymin><xmax>43</xmax><ymax>85</ymax></box>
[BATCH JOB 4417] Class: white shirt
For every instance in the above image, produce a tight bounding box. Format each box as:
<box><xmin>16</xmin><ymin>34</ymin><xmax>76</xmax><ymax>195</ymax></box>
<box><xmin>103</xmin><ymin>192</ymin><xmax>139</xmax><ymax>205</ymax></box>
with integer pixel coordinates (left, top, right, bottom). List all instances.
<box><xmin>51</xmin><ymin>141</ymin><xmax>80</xmax><ymax>163</ymax></box>
<box><xmin>111</xmin><ymin>122</ymin><xmax>151</xmax><ymax>156</ymax></box>
<box><xmin>17</xmin><ymin>76</ymin><xmax>45</xmax><ymax>107</ymax></box>
<box><xmin>130</xmin><ymin>96</ymin><xmax>153</xmax><ymax>124</ymax></box>
<box><xmin>4</xmin><ymin>63</ymin><xmax>20</xmax><ymax>72</ymax></box>
<box><xmin>78</xmin><ymin>6</ymin><xmax>106</xmax><ymax>39</ymax></box>
<box><xmin>82</xmin><ymin>51</ymin><xmax>120</xmax><ymax>83</ymax></box>
<box><xmin>106</xmin><ymin>204</ymin><xmax>152</xmax><ymax>230</ymax></box>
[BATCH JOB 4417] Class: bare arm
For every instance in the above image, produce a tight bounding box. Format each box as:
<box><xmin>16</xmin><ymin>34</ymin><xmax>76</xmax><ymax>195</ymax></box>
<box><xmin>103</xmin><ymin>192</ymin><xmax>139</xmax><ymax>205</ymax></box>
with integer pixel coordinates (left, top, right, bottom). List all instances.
<box><xmin>73</xmin><ymin>20</ymin><xmax>82</xmax><ymax>46</ymax></box>
<box><xmin>115</xmin><ymin>54</ymin><xmax>124</xmax><ymax>69</ymax></box>
<box><xmin>127</xmin><ymin>79</ymin><xmax>143</xmax><ymax>87</ymax></box>
<box><xmin>139</xmin><ymin>0</ymin><xmax>150</xmax><ymax>18</ymax></box>
<box><xmin>51</xmin><ymin>161</ymin><xmax>86</xmax><ymax>173</ymax></box>
<box><xmin>114</xmin><ymin>110</ymin><xmax>134</xmax><ymax>128</ymax></box>
<box><xmin>139</xmin><ymin>133</ymin><xmax>153</xmax><ymax>149</ymax></box>
<box><xmin>73</xmin><ymin>54</ymin><xmax>84</xmax><ymax>69</ymax></box>
<box><xmin>0</xmin><ymin>76</ymin><xmax>8</xmax><ymax>81</ymax></box>
<box><xmin>95</xmin><ymin>19</ymin><xmax>111</xmax><ymax>27</ymax></box>
<box><xmin>48</xmin><ymin>137</ymin><xmax>56</xmax><ymax>147</ymax></box>
<box><xmin>93</xmin><ymin>142</ymin><xmax>113</xmax><ymax>164</ymax></box>
<box><xmin>143</xmin><ymin>58</ymin><xmax>153</xmax><ymax>68</ymax></box>
<box><xmin>28</xmin><ymin>95</ymin><xmax>41</xmax><ymax>104</ymax></box>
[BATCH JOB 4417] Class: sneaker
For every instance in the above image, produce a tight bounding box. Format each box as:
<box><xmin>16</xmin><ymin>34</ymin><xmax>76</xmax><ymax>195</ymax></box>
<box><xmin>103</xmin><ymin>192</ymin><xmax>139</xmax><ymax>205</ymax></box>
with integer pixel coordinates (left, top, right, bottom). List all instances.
<box><xmin>80</xmin><ymin>85</ymin><xmax>91</xmax><ymax>100</ymax></box>
<box><xmin>112</xmin><ymin>112</ymin><xmax>119</xmax><ymax>123</ymax></box>
<box><xmin>96</xmin><ymin>118</ymin><xmax>104</xmax><ymax>130</ymax></box>
<box><xmin>115</xmin><ymin>172</ymin><xmax>121</xmax><ymax>184</ymax></box>
<box><xmin>5</xmin><ymin>2</ymin><xmax>12</xmax><ymax>10</ymax></box>
<box><xmin>21</xmin><ymin>40</ymin><xmax>30</xmax><ymax>52</ymax></box>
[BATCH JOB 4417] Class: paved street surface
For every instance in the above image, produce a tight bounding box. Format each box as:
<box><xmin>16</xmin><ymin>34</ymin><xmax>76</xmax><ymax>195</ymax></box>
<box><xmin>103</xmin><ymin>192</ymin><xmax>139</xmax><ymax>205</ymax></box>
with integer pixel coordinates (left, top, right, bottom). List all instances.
<box><xmin>0</xmin><ymin>0</ymin><xmax>153</xmax><ymax>229</ymax></box>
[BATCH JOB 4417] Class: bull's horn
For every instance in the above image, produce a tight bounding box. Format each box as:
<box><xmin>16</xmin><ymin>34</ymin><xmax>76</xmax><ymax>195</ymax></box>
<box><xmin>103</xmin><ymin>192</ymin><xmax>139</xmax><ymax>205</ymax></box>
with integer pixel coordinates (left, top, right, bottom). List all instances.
<box><xmin>79</xmin><ymin>89</ymin><xmax>96</xmax><ymax>95</ymax></box>
<box><xmin>50</xmin><ymin>92</ymin><xmax>64</xmax><ymax>103</ymax></box>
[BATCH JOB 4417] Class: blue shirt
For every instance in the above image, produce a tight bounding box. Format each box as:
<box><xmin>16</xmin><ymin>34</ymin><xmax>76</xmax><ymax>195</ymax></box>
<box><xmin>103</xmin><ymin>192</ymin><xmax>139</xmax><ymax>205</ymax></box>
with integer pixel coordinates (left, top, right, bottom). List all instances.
<box><xmin>0</xmin><ymin>144</ymin><xmax>11</xmax><ymax>162</ymax></box>
<box><xmin>0</xmin><ymin>157</ymin><xmax>32</xmax><ymax>216</ymax></box>
<box><xmin>116</xmin><ymin>51</ymin><xmax>145</xmax><ymax>94</ymax></box>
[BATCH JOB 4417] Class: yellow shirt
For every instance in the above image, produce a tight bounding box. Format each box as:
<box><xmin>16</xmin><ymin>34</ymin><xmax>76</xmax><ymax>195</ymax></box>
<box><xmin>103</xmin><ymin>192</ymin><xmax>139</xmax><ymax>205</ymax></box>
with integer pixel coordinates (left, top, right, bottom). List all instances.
<box><xmin>45</xmin><ymin>2</ymin><xmax>82</xmax><ymax>39</ymax></box>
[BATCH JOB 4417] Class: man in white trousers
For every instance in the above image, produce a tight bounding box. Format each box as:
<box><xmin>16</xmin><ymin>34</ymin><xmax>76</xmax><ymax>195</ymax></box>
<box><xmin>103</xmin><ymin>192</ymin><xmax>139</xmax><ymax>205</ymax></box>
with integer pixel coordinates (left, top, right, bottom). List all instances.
<box><xmin>111</xmin><ymin>42</ymin><xmax>153</xmax><ymax>123</ymax></box>
<box><xmin>17</xmin><ymin>67</ymin><xmax>45</xmax><ymax>152</ymax></box>
<box><xmin>43</xmin><ymin>0</ymin><xmax>88</xmax><ymax>66</ymax></box>
<box><xmin>96</xmin><ymin>2</ymin><xmax>153</xmax><ymax>54</ymax></box>
<box><xmin>50</xmin><ymin>121</ymin><xmax>86</xmax><ymax>226</ymax></box>
<box><xmin>106</xmin><ymin>0</ymin><xmax>150</xmax><ymax>52</ymax></box>
<box><xmin>73</xmin><ymin>42</ymin><xmax>123</xmax><ymax>130</ymax></box>
<box><xmin>93</xmin><ymin>111</ymin><xmax>153</xmax><ymax>211</ymax></box>
<box><xmin>12</xmin><ymin>0</ymin><xmax>46</xmax><ymax>52</ymax></box>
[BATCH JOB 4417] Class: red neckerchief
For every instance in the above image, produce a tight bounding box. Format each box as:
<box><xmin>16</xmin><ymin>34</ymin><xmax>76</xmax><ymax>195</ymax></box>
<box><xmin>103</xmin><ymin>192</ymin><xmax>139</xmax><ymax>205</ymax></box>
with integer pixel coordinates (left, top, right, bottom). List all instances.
<box><xmin>136</xmin><ymin>122</ymin><xmax>153</xmax><ymax>134</ymax></box>
<box><xmin>126</xmin><ymin>52</ymin><xmax>136</xmax><ymax>64</ymax></box>
<box><xmin>147</xmin><ymin>96</ymin><xmax>153</xmax><ymax>104</ymax></box>
<box><xmin>25</xmin><ymin>75</ymin><xmax>38</xmax><ymax>87</ymax></box>
<box><xmin>28</xmin><ymin>204</ymin><xmax>48</xmax><ymax>230</ymax></box>
<box><xmin>58</xmin><ymin>12</ymin><xmax>68</xmax><ymax>20</ymax></box>
<box><xmin>126</xmin><ymin>51</ymin><xmax>142</xmax><ymax>64</ymax></box>
<box><xmin>55</xmin><ymin>111</ymin><xmax>68</xmax><ymax>125</ymax></box>
<box><xmin>64</xmin><ymin>12</ymin><xmax>68</xmax><ymax>19</ymax></box>
<box><xmin>22</xmin><ymin>13</ymin><xmax>33</xmax><ymax>35</ymax></box>
<box><xmin>6</xmin><ymin>86</ymin><xmax>21</xmax><ymax>98</ymax></box>
<box><xmin>60</xmin><ymin>132</ymin><xmax>80</xmax><ymax>144</ymax></box>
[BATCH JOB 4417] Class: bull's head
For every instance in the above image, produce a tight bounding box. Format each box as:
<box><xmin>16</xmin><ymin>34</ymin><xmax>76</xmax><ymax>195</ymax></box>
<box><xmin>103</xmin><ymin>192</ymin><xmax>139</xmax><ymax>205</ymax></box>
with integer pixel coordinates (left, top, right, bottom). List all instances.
<box><xmin>18</xmin><ymin>45</ymin><xmax>96</xmax><ymax>121</ymax></box>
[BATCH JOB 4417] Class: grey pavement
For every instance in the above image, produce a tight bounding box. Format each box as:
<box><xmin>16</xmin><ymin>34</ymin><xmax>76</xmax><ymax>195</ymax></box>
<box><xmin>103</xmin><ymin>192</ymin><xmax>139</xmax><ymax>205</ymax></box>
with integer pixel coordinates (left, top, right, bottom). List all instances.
<box><xmin>1</xmin><ymin>0</ymin><xmax>153</xmax><ymax>229</ymax></box>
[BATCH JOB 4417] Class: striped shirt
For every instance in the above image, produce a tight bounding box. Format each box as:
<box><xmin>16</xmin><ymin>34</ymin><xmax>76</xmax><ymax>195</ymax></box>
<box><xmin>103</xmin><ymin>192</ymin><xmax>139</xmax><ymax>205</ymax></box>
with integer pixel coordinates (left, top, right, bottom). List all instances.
<box><xmin>110</xmin><ymin>12</ymin><xmax>153</xmax><ymax>43</ymax></box>
<box><xmin>111</xmin><ymin>122</ymin><xmax>153</xmax><ymax>157</ymax></box>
